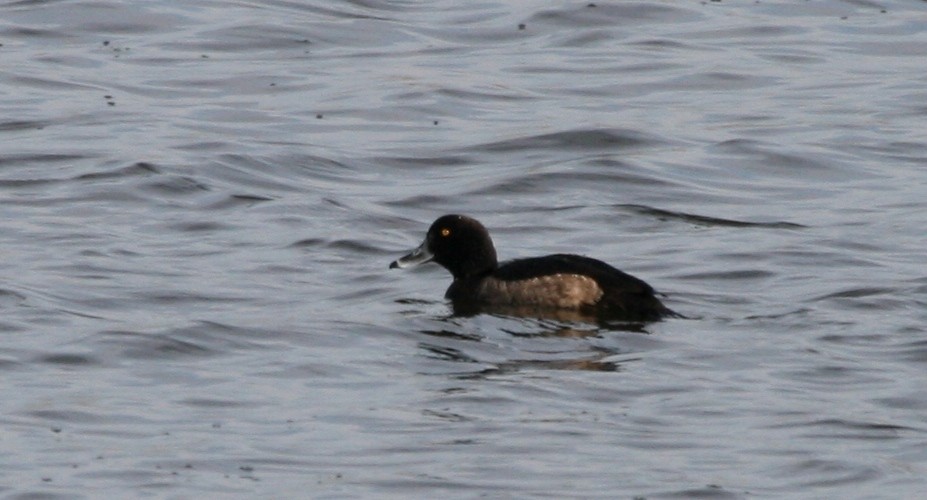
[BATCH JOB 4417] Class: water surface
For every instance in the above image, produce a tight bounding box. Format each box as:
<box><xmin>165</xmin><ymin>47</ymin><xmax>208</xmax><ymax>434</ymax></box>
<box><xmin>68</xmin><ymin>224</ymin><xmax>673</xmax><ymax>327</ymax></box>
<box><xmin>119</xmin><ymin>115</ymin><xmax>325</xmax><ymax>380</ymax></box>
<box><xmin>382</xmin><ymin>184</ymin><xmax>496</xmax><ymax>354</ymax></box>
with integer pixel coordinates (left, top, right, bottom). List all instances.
<box><xmin>2</xmin><ymin>0</ymin><xmax>926</xmax><ymax>498</ymax></box>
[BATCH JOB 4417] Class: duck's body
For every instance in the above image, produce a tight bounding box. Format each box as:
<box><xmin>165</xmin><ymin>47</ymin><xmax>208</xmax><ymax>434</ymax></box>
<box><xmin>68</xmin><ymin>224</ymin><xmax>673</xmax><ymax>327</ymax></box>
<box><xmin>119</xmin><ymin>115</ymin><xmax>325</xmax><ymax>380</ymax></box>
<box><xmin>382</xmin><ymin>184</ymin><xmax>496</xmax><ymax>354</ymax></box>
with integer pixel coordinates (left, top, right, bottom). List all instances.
<box><xmin>390</xmin><ymin>215</ymin><xmax>673</xmax><ymax>321</ymax></box>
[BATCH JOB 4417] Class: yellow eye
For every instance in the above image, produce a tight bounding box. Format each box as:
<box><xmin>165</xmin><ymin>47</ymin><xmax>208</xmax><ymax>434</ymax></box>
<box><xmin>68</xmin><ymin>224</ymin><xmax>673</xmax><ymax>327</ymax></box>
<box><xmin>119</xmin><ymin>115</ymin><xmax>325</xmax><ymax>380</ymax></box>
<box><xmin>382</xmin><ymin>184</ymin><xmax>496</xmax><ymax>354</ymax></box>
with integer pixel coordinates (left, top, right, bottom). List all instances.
<box><xmin>440</xmin><ymin>228</ymin><xmax>451</xmax><ymax>237</ymax></box>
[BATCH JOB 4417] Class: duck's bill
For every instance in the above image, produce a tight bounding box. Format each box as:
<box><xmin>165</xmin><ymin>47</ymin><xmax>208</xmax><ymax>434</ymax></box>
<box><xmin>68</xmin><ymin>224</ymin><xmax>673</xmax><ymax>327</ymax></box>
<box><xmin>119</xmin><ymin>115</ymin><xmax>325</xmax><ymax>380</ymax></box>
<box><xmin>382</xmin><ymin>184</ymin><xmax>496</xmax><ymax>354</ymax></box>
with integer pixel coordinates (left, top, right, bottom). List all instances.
<box><xmin>389</xmin><ymin>240</ymin><xmax>433</xmax><ymax>269</ymax></box>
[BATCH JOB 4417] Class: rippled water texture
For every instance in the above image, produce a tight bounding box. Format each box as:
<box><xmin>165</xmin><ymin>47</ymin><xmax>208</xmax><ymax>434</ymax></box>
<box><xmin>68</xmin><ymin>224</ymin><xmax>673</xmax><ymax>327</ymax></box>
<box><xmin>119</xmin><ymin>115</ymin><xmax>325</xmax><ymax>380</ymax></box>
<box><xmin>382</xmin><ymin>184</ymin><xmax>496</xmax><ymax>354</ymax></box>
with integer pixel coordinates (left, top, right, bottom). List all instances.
<box><xmin>2</xmin><ymin>0</ymin><xmax>926</xmax><ymax>497</ymax></box>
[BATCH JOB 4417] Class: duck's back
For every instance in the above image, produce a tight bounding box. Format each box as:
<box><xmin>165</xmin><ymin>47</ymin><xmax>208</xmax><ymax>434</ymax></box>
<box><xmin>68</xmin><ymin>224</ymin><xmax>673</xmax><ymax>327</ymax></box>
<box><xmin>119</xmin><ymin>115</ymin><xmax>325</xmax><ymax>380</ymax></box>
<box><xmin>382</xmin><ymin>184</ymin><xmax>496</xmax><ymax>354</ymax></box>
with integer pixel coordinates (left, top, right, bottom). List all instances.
<box><xmin>448</xmin><ymin>253</ymin><xmax>672</xmax><ymax>320</ymax></box>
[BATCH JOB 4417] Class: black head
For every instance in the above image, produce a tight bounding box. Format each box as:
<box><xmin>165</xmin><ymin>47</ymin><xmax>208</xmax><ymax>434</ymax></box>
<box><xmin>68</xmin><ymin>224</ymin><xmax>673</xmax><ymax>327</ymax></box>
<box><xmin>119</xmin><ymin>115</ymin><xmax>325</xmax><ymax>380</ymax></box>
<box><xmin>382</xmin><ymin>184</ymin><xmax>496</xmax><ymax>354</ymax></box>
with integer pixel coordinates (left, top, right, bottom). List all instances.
<box><xmin>390</xmin><ymin>214</ymin><xmax>498</xmax><ymax>279</ymax></box>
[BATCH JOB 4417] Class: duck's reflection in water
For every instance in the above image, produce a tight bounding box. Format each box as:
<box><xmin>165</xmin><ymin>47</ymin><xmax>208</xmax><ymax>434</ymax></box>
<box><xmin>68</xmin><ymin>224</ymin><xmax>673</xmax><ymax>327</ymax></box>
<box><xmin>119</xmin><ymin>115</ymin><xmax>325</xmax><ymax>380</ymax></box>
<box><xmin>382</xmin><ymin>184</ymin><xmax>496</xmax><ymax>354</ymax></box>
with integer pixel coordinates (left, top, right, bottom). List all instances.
<box><xmin>413</xmin><ymin>308</ymin><xmax>651</xmax><ymax>376</ymax></box>
<box><xmin>451</xmin><ymin>301</ymin><xmax>655</xmax><ymax>335</ymax></box>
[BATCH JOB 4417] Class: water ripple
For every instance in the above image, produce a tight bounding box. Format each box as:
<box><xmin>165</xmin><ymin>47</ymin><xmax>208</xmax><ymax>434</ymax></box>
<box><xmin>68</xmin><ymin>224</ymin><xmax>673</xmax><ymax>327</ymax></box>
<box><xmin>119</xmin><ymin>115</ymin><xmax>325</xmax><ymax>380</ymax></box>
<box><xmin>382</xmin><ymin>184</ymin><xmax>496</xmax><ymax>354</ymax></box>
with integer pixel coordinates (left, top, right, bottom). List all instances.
<box><xmin>2</xmin><ymin>0</ymin><xmax>926</xmax><ymax>497</ymax></box>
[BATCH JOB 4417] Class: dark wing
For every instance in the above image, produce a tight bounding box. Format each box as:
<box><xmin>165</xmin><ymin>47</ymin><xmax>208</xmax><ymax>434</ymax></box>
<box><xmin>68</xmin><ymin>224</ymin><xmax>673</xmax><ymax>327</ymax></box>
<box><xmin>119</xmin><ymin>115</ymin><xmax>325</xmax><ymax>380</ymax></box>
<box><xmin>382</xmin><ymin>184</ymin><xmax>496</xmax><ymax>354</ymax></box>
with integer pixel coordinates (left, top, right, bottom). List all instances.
<box><xmin>494</xmin><ymin>254</ymin><xmax>671</xmax><ymax>320</ymax></box>
<box><xmin>494</xmin><ymin>254</ymin><xmax>654</xmax><ymax>294</ymax></box>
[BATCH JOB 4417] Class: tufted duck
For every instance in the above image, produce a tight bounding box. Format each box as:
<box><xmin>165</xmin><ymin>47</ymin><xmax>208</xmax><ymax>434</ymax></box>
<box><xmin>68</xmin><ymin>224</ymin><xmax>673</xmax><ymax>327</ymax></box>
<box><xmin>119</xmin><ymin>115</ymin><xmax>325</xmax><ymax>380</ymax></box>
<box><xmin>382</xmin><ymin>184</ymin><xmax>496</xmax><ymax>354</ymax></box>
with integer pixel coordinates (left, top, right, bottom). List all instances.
<box><xmin>390</xmin><ymin>215</ymin><xmax>674</xmax><ymax>321</ymax></box>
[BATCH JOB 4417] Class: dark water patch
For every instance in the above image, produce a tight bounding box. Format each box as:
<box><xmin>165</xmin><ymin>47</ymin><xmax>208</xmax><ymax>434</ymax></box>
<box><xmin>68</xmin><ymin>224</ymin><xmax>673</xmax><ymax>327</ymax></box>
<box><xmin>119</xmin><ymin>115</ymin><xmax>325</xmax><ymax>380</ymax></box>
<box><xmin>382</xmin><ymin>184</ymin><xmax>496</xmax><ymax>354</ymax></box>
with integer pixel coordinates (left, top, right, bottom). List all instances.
<box><xmin>895</xmin><ymin>339</ymin><xmax>927</xmax><ymax>363</ymax></box>
<box><xmin>73</xmin><ymin>161</ymin><xmax>161</xmax><ymax>181</ymax></box>
<box><xmin>586</xmin><ymin>156</ymin><xmax>654</xmax><ymax>171</ymax></box>
<box><xmin>8</xmin><ymin>74</ymin><xmax>95</xmax><ymax>92</ymax></box>
<box><xmin>617</xmin><ymin>204</ymin><xmax>806</xmax><ymax>229</ymax></box>
<box><xmin>139</xmin><ymin>175</ymin><xmax>211</xmax><ymax>196</ymax></box>
<box><xmin>95</xmin><ymin>330</ymin><xmax>214</xmax><ymax>359</ymax></box>
<box><xmin>0</xmin><ymin>321</ymin><xmax>26</xmax><ymax>334</ymax></box>
<box><xmin>0</xmin><ymin>288</ymin><xmax>28</xmax><ymax>304</ymax></box>
<box><xmin>434</xmin><ymin>87</ymin><xmax>535</xmax><ymax>102</ymax></box>
<box><xmin>382</xmin><ymin>193</ymin><xmax>455</xmax><ymax>210</ymax></box>
<box><xmin>817</xmin><ymin>332</ymin><xmax>893</xmax><ymax>348</ymax></box>
<box><xmin>874</xmin><ymin>395</ymin><xmax>927</xmax><ymax>411</ymax></box>
<box><xmin>676</xmin><ymin>269</ymin><xmax>776</xmax><ymax>281</ymax></box>
<box><xmin>756</xmin><ymin>47</ymin><xmax>826</xmax><ymax>65</ymax></box>
<box><xmin>861</xmin><ymin>139</ymin><xmax>927</xmax><ymax>161</ymax></box>
<box><xmin>773</xmin><ymin>249</ymin><xmax>881</xmax><ymax>269</ymax></box>
<box><xmin>912</xmin><ymin>278</ymin><xmax>927</xmax><ymax>295</ymax></box>
<box><xmin>168</xmin><ymin>25</ymin><xmax>318</xmax><ymax>53</ymax></box>
<box><xmin>0</xmin><ymin>355</ymin><xmax>21</xmax><ymax>370</ymax></box>
<box><xmin>751</xmin><ymin>150</ymin><xmax>835</xmax><ymax>175</ymax></box>
<box><xmin>472</xmin><ymin>128</ymin><xmax>658</xmax><ymax>153</ymax></box>
<box><xmin>39</xmin><ymin>258</ymin><xmax>187</xmax><ymax>283</ymax></box>
<box><xmin>319</xmin><ymin>196</ymin><xmax>348</xmax><ymax>210</ymax></box>
<box><xmin>204</xmin><ymin>194</ymin><xmax>275</xmax><ymax>210</ymax></box>
<box><xmin>0</xmin><ymin>153</ymin><xmax>90</xmax><ymax>168</ymax></box>
<box><xmin>365</xmin><ymin>477</ymin><xmax>509</xmax><ymax>497</ymax></box>
<box><xmin>132</xmin><ymin>291</ymin><xmax>250</xmax><ymax>306</ymax></box>
<box><xmin>325</xmin><ymin>238</ymin><xmax>388</xmax><ymax>254</ymax></box>
<box><xmin>5</xmin><ymin>0</ymin><xmax>62</xmax><ymax>8</ymax></box>
<box><xmin>27</xmin><ymin>409</ymin><xmax>140</xmax><ymax>426</ymax></box>
<box><xmin>164</xmin><ymin>220</ymin><xmax>232</xmax><ymax>233</ymax></box>
<box><xmin>782</xmin><ymin>418</ymin><xmax>915</xmax><ymax>440</ymax></box>
<box><xmin>557</xmin><ymin>29</ymin><xmax>623</xmax><ymax>48</ymax></box>
<box><xmin>473</xmin><ymin>168</ymin><xmax>672</xmax><ymax>198</ymax></box>
<box><xmin>663</xmin><ymin>70</ymin><xmax>779</xmax><ymax>92</ymax></box>
<box><xmin>779</xmin><ymin>364</ymin><xmax>888</xmax><ymax>389</ymax></box>
<box><xmin>472</xmin><ymin>172</ymin><xmax>601</xmax><ymax>196</ymax></box>
<box><xmin>238</xmin><ymin>0</ymin><xmax>398</xmax><ymax>21</ymax></box>
<box><xmin>72</xmin><ymin>468</ymin><xmax>173</xmax><ymax>486</ymax></box>
<box><xmin>690</xmin><ymin>24</ymin><xmax>807</xmax><ymax>40</ymax></box>
<box><xmin>5</xmin><ymin>2</ymin><xmax>188</xmax><ymax>36</ymax></box>
<box><xmin>773</xmin><ymin>458</ymin><xmax>882</xmax><ymax>489</ymax></box>
<box><xmin>91</xmin><ymin>321</ymin><xmax>266</xmax><ymax>361</ymax></box>
<box><xmin>289</xmin><ymin>237</ymin><xmax>325</xmax><ymax>248</ymax></box>
<box><xmin>630</xmin><ymin>37</ymin><xmax>691</xmax><ymax>50</ymax></box>
<box><xmin>421</xmin><ymin>408</ymin><xmax>474</xmax><ymax>423</ymax></box>
<box><xmin>1</xmin><ymin>25</ymin><xmax>75</xmax><ymax>40</ymax></box>
<box><xmin>174</xmin><ymin>140</ymin><xmax>240</xmax><ymax>153</ymax></box>
<box><xmin>711</xmin><ymin>139</ymin><xmax>846</xmax><ymax>178</ymax></box>
<box><xmin>813</xmin><ymin>236</ymin><xmax>888</xmax><ymax>254</ymax></box>
<box><xmin>531</xmin><ymin>2</ymin><xmax>697</xmax><ymax>28</ymax></box>
<box><xmin>373</xmin><ymin>154</ymin><xmax>474</xmax><ymax>169</ymax></box>
<box><xmin>254</xmin><ymin>360</ymin><xmax>344</xmax><ymax>380</ymax></box>
<box><xmin>178</xmin><ymin>398</ymin><xmax>257</xmax><ymax>409</ymax></box>
<box><xmin>812</xmin><ymin>286</ymin><xmax>908</xmax><ymax>311</ymax></box>
<box><xmin>331</xmin><ymin>286</ymin><xmax>394</xmax><ymax>303</ymax></box>
<box><xmin>0</xmin><ymin>119</ymin><xmax>49</xmax><ymax>132</ymax></box>
<box><xmin>813</xmin><ymin>287</ymin><xmax>895</xmax><ymax>300</ymax></box>
<box><xmin>647</xmin><ymin>484</ymin><xmax>744</xmax><ymax>499</ymax></box>
<box><xmin>37</xmin><ymin>353</ymin><xmax>98</xmax><ymax>366</ymax></box>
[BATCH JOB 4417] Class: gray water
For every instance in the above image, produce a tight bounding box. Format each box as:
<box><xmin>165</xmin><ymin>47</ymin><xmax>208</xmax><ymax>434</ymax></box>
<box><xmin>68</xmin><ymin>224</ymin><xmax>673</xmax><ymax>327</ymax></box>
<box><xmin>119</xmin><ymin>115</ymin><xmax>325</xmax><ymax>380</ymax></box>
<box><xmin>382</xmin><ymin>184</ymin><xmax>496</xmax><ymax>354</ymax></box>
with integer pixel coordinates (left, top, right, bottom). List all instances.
<box><xmin>2</xmin><ymin>0</ymin><xmax>927</xmax><ymax>498</ymax></box>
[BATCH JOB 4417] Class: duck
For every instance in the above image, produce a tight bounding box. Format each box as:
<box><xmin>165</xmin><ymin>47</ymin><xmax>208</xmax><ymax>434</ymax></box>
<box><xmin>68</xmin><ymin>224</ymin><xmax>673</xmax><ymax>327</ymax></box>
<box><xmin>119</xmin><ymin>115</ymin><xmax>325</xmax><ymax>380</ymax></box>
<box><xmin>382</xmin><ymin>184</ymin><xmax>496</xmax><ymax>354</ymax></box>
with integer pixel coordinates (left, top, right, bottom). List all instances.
<box><xmin>390</xmin><ymin>214</ymin><xmax>674</xmax><ymax>321</ymax></box>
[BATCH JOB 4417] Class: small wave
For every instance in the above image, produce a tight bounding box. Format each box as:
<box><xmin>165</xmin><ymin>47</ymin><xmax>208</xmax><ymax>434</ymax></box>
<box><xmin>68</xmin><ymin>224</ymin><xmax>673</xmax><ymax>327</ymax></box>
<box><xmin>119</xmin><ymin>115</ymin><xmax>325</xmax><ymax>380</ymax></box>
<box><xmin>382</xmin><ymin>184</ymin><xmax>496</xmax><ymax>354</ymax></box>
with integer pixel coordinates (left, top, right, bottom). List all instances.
<box><xmin>617</xmin><ymin>204</ymin><xmax>806</xmax><ymax>229</ymax></box>
<box><xmin>471</xmin><ymin>128</ymin><xmax>659</xmax><ymax>153</ymax></box>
